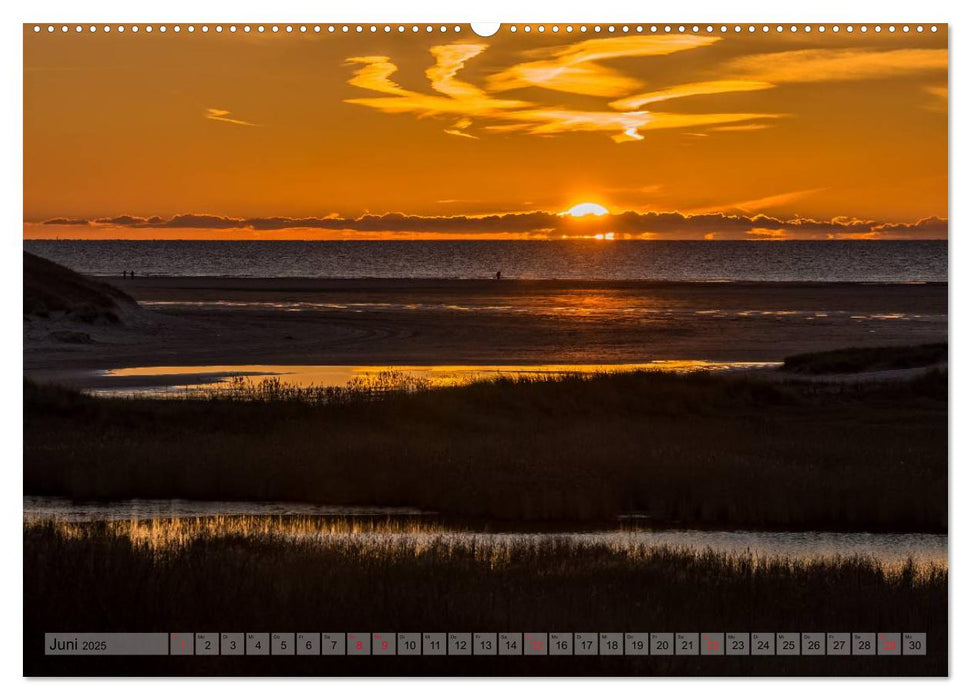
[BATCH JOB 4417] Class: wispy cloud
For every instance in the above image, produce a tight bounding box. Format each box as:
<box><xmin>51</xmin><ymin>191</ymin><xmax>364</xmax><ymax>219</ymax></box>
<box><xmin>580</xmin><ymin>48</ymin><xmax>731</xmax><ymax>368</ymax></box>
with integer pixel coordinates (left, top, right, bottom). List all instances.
<box><xmin>489</xmin><ymin>34</ymin><xmax>720</xmax><ymax>97</ymax></box>
<box><xmin>344</xmin><ymin>38</ymin><xmax>946</xmax><ymax>144</ymax></box>
<box><xmin>688</xmin><ymin>188</ymin><xmax>825</xmax><ymax>215</ymax></box>
<box><xmin>485</xmin><ymin>108</ymin><xmax>778</xmax><ymax>143</ymax></box>
<box><xmin>487</xmin><ymin>35</ymin><xmax>719</xmax><ymax>97</ymax></box>
<box><xmin>344</xmin><ymin>48</ymin><xmax>529</xmax><ymax>118</ymax></box>
<box><xmin>205</xmin><ymin>108</ymin><xmax>259</xmax><ymax>127</ymax></box>
<box><xmin>345</xmin><ymin>55</ymin><xmax>412</xmax><ymax>95</ymax></box>
<box><xmin>724</xmin><ymin>48</ymin><xmax>947</xmax><ymax>84</ymax></box>
<box><xmin>345</xmin><ymin>37</ymin><xmax>777</xmax><ymax>142</ymax></box>
<box><xmin>707</xmin><ymin>123</ymin><xmax>774</xmax><ymax>132</ymax></box>
<box><xmin>609</xmin><ymin>80</ymin><xmax>774</xmax><ymax>110</ymax></box>
<box><xmin>444</xmin><ymin>117</ymin><xmax>479</xmax><ymax>139</ymax></box>
<box><xmin>427</xmin><ymin>44</ymin><xmax>490</xmax><ymax>99</ymax></box>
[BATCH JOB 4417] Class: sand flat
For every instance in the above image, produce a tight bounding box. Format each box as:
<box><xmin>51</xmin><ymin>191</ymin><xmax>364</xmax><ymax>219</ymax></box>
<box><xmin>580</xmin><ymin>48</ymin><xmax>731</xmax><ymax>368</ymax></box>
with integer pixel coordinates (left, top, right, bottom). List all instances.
<box><xmin>24</xmin><ymin>278</ymin><xmax>947</xmax><ymax>372</ymax></box>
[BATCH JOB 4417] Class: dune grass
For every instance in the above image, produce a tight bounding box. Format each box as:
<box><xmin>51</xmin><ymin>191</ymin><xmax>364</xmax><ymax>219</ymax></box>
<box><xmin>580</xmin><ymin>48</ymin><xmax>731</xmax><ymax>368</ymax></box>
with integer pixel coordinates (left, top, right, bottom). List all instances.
<box><xmin>782</xmin><ymin>343</ymin><xmax>947</xmax><ymax>375</ymax></box>
<box><xmin>24</xmin><ymin>368</ymin><xmax>947</xmax><ymax>530</ymax></box>
<box><xmin>23</xmin><ymin>251</ymin><xmax>135</xmax><ymax>323</ymax></box>
<box><xmin>23</xmin><ymin>519</ymin><xmax>947</xmax><ymax>676</ymax></box>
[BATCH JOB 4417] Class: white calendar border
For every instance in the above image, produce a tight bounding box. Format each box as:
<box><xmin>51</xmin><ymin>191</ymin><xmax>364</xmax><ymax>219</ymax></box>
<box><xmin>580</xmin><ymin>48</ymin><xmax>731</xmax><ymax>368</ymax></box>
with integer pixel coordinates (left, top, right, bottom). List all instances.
<box><xmin>1</xmin><ymin>0</ymin><xmax>963</xmax><ymax>697</ymax></box>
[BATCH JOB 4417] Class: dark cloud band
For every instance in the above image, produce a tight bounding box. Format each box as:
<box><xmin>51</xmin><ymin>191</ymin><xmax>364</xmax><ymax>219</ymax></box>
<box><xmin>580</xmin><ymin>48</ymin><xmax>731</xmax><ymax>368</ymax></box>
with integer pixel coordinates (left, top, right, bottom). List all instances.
<box><xmin>41</xmin><ymin>211</ymin><xmax>947</xmax><ymax>240</ymax></box>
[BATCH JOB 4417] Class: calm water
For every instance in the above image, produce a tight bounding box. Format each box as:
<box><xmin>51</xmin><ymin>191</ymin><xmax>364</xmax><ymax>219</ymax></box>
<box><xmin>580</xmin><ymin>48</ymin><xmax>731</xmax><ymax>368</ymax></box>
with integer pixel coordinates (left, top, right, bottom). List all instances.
<box><xmin>23</xmin><ymin>497</ymin><xmax>947</xmax><ymax>569</ymax></box>
<box><xmin>76</xmin><ymin>361</ymin><xmax>778</xmax><ymax>397</ymax></box>
<box><xmin>23</xmin><ymin>496</ymin><xmax>427</xmax><ymax>520</ymax></box>
<box><xmin>24</xmin><ymin>240</ymin><xmax>947</xmax><ymax>282</ymax></box>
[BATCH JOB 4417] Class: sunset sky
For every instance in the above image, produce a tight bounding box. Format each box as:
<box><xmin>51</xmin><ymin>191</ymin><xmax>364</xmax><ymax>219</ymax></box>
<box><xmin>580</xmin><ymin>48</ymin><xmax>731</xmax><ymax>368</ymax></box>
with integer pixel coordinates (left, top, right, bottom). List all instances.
<box><xmin>23</xmin><ymin>25</ymin><xmax>948</xmax><ymax>240</ymax></box>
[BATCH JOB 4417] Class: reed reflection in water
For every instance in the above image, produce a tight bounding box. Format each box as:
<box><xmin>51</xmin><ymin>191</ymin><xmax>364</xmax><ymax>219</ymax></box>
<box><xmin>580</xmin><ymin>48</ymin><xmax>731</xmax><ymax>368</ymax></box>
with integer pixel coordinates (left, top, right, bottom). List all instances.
<box><xmin>25</xmin><ymin>515</ymin><xmax>947</xmax><ymax>575</ymax></box>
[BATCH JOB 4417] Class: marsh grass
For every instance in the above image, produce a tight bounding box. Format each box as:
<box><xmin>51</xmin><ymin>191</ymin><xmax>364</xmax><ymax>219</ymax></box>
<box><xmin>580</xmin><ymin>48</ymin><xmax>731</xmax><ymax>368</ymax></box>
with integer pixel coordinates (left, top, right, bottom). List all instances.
<box><xmin>28</xmin><ymin>515</ymin><xmax>944</xmax><ymax>575</ymax></box>
<box><xmin>23</xmin><ymin>519</ymin><xmax>947</xmax><ymax>676</ymax></box>
<box><xmin>217</xmin><ymin>369</ymin><xmax>433</xmax><ymax>404</ymax></box>
<box><xmin>24</xmin><ymin>369</ymin><xmax>948</xmax><ymax>529</ymax></box>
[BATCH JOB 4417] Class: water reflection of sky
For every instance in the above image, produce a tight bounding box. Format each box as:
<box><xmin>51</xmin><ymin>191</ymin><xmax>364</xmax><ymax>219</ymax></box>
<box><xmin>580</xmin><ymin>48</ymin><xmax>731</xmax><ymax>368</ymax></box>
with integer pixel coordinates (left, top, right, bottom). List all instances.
<box><xmin>85</xmin><ymin>361</ymin><xmax>778</xmax><ymax>398</ymax></box>
<box><xmin>24</xmin><ymin>497</ymin><xmax>946</xmax><ymax>571</ymax></box>
<box><xmin>141</xmin><ymin>299</ymin><xmax>944</xmax><ymax>324</ymax></box>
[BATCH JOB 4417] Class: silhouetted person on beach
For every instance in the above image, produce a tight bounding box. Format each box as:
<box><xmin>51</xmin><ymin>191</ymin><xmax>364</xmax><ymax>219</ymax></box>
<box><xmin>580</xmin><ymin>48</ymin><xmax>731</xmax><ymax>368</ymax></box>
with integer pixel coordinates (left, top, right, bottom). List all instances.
<box><xmin>496</xmin><ymin>270</ymin><xmax>502</xmax><ymax>280</ymax></box>
<box><xmin>130</xmin><ymin>270</ymin><xmax>136</xmax><ymax>279</ymax></box>
<box><xmin>122</xmin><ymin>271</ymin><xmax>127</xmax><ymax>279</ymax></box>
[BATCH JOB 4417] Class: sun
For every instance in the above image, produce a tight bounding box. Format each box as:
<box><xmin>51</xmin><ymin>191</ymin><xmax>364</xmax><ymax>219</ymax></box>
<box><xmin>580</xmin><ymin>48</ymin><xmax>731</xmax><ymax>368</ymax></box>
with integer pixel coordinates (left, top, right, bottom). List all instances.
<box><xmin>563</xmin><ymin>202</ymin><xmax>609</xmax><ymax>217</ymax></box>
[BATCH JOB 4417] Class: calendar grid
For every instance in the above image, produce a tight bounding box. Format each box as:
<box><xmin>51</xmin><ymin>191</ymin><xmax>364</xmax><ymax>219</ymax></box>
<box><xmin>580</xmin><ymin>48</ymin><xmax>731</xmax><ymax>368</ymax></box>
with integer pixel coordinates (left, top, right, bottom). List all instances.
<box><xmin>44</xmin><ymin>632</ymin><xmax>927</xmax><ymax>657</ymax></box>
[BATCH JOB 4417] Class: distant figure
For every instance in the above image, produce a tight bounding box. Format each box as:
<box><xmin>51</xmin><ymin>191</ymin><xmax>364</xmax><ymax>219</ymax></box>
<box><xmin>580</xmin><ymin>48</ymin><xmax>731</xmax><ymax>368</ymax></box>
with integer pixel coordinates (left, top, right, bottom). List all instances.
<box><xmin>495</xmin><ymin>270</ymin><xmax>502</xmax><ymax>280</ymax></box>
<box><xmin>122</xmin><ymin>271</ymin><xmax>127</xmax><ymax>279</ymax></box>
<box><xmin>130</xmin><ymin>270</ymin><xmax>136</xmax><ymax>279</ymax></box>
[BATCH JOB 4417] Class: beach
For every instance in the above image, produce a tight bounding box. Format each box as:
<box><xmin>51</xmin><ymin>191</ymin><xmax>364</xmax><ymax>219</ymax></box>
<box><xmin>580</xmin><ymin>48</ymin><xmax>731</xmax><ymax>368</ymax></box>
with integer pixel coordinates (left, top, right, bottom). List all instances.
<box><xmin>23</xmin><ymin>277</ymin><xmax>948</xmax><ymax>378</ymax></box>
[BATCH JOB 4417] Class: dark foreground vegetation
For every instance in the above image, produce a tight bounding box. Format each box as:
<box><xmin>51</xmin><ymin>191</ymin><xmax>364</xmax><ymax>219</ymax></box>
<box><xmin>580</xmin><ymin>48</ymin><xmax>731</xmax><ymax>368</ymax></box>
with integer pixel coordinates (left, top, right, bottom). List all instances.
<box><xmin>24</xmin><ymin>368</ymin><xmax>947</xmax><ymax>530</ymax></box>
<box><xmin>23</xmin><ymin>521</ymin><xmax>946</xmax><ymax>676</ymax></box>
<box><xmin>782</xmin><ymin>343</ymin><xmax>947</xmax><ymax>375</ymax></box>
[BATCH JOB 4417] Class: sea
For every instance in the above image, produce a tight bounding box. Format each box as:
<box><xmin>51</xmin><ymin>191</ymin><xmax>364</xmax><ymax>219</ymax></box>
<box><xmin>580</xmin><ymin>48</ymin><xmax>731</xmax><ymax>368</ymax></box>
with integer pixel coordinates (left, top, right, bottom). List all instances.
<box><xmin>23</xmin><ymin>240</ymin><xmax>947</xmax><ymax>282</ymax></box>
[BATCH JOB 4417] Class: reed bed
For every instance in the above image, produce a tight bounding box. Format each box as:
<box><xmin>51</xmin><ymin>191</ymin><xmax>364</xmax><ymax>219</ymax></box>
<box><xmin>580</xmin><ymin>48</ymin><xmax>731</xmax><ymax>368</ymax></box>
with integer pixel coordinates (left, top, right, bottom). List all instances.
<box><xmin>24</xmin><ymin>519</ymin><xmax>947</xmax><ymax>676</ymax></box>
<box><xmin>26</xmin><ymin>515</ymin><xmax>946</xmax><ymax>578</ymax></box>
<box><xmin>25</xmin><ymin>369</ymin><xmax>947</xmax><ymax>529</ymax></box>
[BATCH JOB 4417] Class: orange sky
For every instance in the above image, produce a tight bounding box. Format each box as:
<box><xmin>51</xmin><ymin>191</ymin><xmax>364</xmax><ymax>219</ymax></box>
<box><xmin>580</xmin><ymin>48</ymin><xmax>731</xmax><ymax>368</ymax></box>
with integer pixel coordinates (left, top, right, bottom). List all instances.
<box><xmin>23</xmin><ymin>25</ymin><xmax>948</xmax><ymax>240</ymax></box>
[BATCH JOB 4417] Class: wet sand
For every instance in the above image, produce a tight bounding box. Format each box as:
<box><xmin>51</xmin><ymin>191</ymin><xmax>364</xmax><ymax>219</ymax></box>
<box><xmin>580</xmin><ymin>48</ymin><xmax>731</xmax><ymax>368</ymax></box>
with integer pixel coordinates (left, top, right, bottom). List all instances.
<box><xmin>23</xmin><ymin>277</ymin><xmax>948</xmax><ymax>373</ymax></box>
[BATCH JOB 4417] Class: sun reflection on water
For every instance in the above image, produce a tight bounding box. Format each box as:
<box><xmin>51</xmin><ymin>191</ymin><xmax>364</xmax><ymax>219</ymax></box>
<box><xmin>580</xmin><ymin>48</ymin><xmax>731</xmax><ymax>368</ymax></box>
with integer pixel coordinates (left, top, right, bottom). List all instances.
<box><xmin>95</xmin><ymin>361</ymin><xmax>779</xmax><ymax>398</ymax></box>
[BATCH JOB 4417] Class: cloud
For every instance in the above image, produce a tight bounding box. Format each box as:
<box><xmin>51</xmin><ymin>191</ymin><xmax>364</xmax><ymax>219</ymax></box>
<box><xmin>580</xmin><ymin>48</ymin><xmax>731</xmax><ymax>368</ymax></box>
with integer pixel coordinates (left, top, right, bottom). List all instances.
<box><xmin>42</xmin><ymin>210</ymin><xmax>947</xmax><ymax>240</ymax></box>
<box><xmin>924</xmin><ymin>84</ymin><xmax>948</xmax><ymax>112</ymax></box>
<box><xmin>486</xmin><ymin>108</ymin><xmax>778</xmax><ymax>142</ymax></box>
<box><xmin>41</xmin><ymin>217</ymin><xmax>88</xmax><ymax>225</ymax></box>
<box><xmin>444</xmin><ymin>117</ymin><xmax>479</xmax><ymax>139</ymax></box>
<box><xmin>344</xmin><ymin>51</ymin><xmax>530</xmax><ymax>120</ymax></box>
<box><xmin>345</xmin><ymin>37</ymin><xmax>778</xmax><ymax>143</ymax></box>
<box><xmin>346</xmin><ymin>55</ymin><xmax>412</xmax><ymax>96</ymax></box>
<box><xmin>94</xmin><ymin>215</ymin><xmax>160</xmax><ymax>226</ymax></box>
<box><xmin>427</xmin><ymin>44</ymin><xmax>490</xmax><ymax>99</ymax></box>
<box><xmin>205</xmin><ymin>108</ymin><xmax>259</xmax><ymax>127</ymax></box>
<box><xmin>688</xmin><ymin>188</ymin><xmax>824</xmax><ymax>215</ymax></box>
<box><xmin>345</xmin><ymin>39</ymin><xmax>946</xmax><ymax>144</ymax></box>
<box><xmin>871</xmin><ymin>216</ymin><xmax>948</xmax><ymax>238</ymax></box>
<box><xmin>488</xmin><ymin>35</ymin><xmax>719</xmax><ymax>97</ymax></box>
<box><xmin>724</xmin><ymin>48</ymin><xmax>947</xmax><ymax>84</ymax></box>
<box><xmin>707</xmin><ymin>123</ymin><xmax>773</xmax><ymax>132</ymax></box>
<box><xmin>609</xmin><ymin>80</ymin><xmax>774</xmax><ymax>110</ymax></box>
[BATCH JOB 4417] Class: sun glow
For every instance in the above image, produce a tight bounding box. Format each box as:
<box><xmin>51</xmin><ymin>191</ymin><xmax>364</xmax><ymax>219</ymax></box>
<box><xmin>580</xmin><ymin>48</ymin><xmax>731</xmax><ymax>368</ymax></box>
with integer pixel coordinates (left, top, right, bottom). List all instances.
<box><xmin>563</xmin><ymin>202</ymin><xmax>609</xmax><ymax>217</ymax></box>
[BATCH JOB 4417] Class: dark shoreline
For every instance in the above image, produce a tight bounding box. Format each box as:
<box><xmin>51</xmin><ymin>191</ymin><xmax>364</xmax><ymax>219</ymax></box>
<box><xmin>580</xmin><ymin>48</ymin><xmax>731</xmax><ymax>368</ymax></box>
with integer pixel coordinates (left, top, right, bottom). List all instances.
<box><xmin>105</xmin><ymin>275</ymin><xmax>950</xmax><ymax>291</ymax></box>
